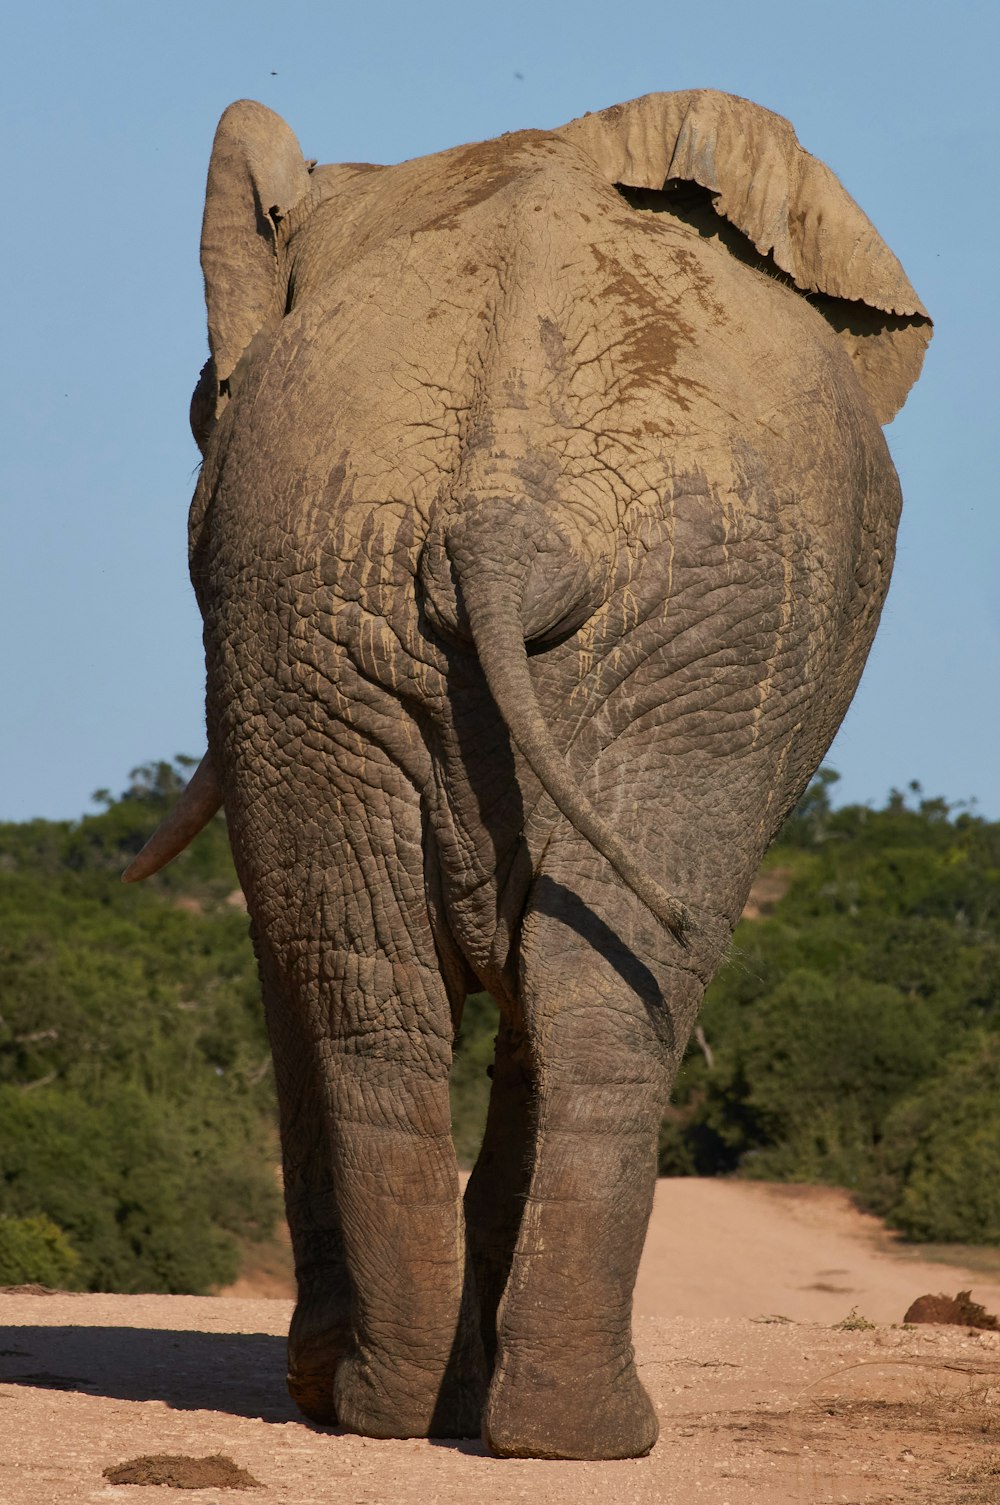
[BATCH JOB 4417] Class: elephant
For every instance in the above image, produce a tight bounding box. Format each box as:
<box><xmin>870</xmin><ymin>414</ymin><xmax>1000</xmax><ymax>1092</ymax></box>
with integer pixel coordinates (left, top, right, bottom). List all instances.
<box><xmin>126</xmin><ymin>89</ymin><xmax>931</xmax><ymax>1459</ymax></box>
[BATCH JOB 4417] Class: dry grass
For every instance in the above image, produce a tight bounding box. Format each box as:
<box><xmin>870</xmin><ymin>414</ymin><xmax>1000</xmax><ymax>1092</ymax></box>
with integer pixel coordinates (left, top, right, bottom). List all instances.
<box><xmin>834</xmin><ymin>1306</ymin><xmax>879</xmax><ymax>1331</ymax></box>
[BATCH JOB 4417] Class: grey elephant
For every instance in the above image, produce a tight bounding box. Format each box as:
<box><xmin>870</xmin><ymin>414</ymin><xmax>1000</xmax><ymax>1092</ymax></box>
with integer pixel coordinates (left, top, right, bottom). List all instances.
<box><xmin>127</xmin><ymin>90</ymin><xmax>930</xmax><ymax>1458</ymax></box>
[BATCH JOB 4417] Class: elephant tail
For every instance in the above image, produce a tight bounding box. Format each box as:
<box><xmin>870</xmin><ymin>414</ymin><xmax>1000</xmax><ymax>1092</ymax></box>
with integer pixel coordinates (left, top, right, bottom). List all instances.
<box><xmin>121</xmin><ymin>752</ymin><xmax>223</xmax><ymax>882</ymax></box>
<box><xmin>123</xmin><ymin>504</ymin><xmax>693</xmax><ymax>943</ymax></box>
<box><xmin>434</xmin><ymin>506</ymin><xmax>693</xmax><ymax>943</ymax></box>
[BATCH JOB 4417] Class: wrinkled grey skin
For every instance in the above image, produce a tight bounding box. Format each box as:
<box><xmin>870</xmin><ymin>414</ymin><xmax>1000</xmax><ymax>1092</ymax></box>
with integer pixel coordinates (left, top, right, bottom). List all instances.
<box><xmin>151</xmin><ymin>92</ymin><xmax>930</xmax><ymax>1458</ymax></box>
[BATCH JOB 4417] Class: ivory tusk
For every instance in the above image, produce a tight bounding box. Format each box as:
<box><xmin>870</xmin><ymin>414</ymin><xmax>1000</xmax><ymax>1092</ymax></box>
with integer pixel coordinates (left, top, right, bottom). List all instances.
<box><xmin>121</xmin><ymin>752</ymin><xmax>223</xmax><ymax>882</ymax></box>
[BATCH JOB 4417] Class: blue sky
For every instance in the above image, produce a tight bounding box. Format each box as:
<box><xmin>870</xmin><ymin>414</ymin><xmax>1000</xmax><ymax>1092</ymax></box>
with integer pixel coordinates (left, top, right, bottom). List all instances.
<box><xmin>3</xmin><ymin>0</ymin><xmax>997</xmax><ymax>821</ymax></box>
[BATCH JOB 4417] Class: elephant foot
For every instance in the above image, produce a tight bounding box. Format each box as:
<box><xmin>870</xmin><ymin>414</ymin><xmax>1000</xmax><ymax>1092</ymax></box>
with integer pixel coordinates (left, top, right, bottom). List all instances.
<box><xmin>284</xmin><ymin>1360</ymin><xmax>340</xmax><ymax>1426</ymax></box>
<box><xmin>332</xmin><ymin>1346</ymin><xmax>486</xmax><ymax>1439</ymax></box>
<box><xmin>483</xmin><ymin>1349</ymin><xmax>659</xmax><ymax>1459</ymax></box>
<box><xmin>286</xmin><ymin>1291</ymin><xmax>351</xmax><ymax>1425</ymax></box>
<box><xmin>287</xmin><ymin>1365</ymin><xmax>337</xmax><ymax>1425</ymax></box>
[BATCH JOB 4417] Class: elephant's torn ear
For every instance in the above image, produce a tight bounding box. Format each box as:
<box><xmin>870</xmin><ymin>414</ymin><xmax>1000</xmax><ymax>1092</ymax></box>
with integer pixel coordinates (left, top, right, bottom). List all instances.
<box><xmin>201</xmin><ymin>100</ymin><xmax>313</xmax><ymax>394</ymax></box>
<box><xmin>556</xmin><ymin>91</ymin><xmax>932</xmax><ymax>424</ymax></box>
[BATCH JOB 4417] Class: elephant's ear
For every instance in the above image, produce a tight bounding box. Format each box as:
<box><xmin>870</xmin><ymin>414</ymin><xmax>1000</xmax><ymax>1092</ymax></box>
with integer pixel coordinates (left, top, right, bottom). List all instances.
<box><xmin>201</xmin><ymin>100</ymin><xmax>312</xmax><ymax>388</ymax></box>
<box><xmin>556</xmin><ymin>91</ymin><xmax>931</xmax><ymax>423</ymax></box>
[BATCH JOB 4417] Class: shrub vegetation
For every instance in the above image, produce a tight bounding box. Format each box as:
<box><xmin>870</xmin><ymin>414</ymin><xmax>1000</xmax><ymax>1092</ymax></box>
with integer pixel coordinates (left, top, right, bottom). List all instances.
<box><xmin>656</xmin><ymin>773</ymin><xmax>1000</xmax><ymax>1243</ymax></box>
<box><xmin>1</xmin><ymin>760</ymin><xmax>997</xmax><ymax>1292</ymax></box>
<box><xmin>0</xmin><ymin>761</ymin><xmax>279</xmax><ymax>1292</ymax></box>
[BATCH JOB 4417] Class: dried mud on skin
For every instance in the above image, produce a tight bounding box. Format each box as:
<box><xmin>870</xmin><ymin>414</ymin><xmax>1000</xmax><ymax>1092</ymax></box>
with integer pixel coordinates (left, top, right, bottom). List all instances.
<box><xmin>104</xmin><ymin>1452</ymin><xmax>261</xmax><ymax>1489</ymax></box>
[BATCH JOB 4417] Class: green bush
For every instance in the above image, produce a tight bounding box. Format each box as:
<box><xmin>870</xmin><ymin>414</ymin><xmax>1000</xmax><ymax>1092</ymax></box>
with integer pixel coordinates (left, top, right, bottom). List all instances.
<box><xmin>660</xmin><ymin>775</ymin><xmax>1000</xmax><ymax>1244</ymax></box>
<box><xmin>0</xmin><ymin>1213</ymin><xmax>81</xmax><ymax>1287</ymax></box>
<box><xmin>0</xmin><ymin>759</ymin><xmax>279</xmax><ymax>1293</ymax></box>
<box><xmin>0</xmin><ymin>1084</ymin><xmax>279</xmax><ymax>1292</ymax></box>
<box><xmin>874</xmin><ymin>1035</ymin><xmax>1000</xmax><ymax>1244</ymax></box>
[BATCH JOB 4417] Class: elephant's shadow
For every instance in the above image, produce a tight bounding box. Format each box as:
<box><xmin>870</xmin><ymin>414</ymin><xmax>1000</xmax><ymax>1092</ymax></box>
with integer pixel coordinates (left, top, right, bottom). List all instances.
<box><xmin>0</xmin><ymin>1320</ymin><xmax>490</xmax><ymax>1452</ymax></box>
<box><xmin>1</xmin><ymin>1321</ymin><xmax>302</xmax><ymax>1424</ymax></box>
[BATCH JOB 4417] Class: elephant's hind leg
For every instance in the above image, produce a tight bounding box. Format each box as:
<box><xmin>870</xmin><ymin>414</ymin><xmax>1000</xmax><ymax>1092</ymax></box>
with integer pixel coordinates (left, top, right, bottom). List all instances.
<box><xmin>325</xmin><ymin>943</ymin><xmax>486</xmax><ymax>1438</ymax></box>
<box><xmin>255</xmin><ymin>933</ymin><xmax>351</xmax><ymax>1425</ymax></box>
<box><xmin>482</xmin><ymin>851</ymin><xmax>702</xmax><ymax>1459</ymax></box>
<box><xmin>241</xmin><ymin>753</ymin><xmax>486</xmax><ymax>1439</ymax></box>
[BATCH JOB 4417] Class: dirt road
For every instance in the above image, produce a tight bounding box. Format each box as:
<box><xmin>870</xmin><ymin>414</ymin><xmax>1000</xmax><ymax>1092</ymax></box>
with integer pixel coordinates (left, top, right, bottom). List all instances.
<box><xmin>3</xmin><ymin>1180</ymin><xmax>999</xmax><ymax>1504</ymax></box>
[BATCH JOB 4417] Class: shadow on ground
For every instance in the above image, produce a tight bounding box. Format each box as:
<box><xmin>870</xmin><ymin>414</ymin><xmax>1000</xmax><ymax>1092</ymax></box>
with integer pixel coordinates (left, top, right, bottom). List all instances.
<box><xmin>0</xmin><ymin>1326</ymin><xmax>303</xmax><ymax>1423</ymax></box>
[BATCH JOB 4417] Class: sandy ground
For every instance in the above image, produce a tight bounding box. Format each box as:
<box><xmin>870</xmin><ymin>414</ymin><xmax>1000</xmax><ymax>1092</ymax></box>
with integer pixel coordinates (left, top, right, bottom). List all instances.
<box><xmin>3</xmin><ymin>1180</ymin><xmax>1000</xmax><ymax>1504</ymax></box>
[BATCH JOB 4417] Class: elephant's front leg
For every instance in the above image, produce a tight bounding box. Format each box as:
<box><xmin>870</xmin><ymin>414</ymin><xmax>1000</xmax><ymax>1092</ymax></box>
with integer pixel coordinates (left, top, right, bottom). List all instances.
<box><xmin>484</xmin><ymin>866</ymin><xmax>702</xmax><ymax>1460</ymax></box>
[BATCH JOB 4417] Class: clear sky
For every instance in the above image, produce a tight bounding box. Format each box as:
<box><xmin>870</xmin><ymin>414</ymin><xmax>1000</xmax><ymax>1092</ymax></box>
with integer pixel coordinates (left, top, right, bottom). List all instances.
<box><xmin>3</xmin><ymin>0</ymin><xmax>997</xmax><ymax>822</ymax></box>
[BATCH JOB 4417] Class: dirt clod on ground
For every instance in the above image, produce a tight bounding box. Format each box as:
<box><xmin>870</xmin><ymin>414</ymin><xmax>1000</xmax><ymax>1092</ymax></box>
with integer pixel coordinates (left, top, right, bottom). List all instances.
<box><xmin>904</xmin><ymin>1289</ymin><xmax>1000</xmax><ymax>1329</ymax></box>
<box><xmin>103</xmin><ymin>1453</ymin><xmax>261</xmax><ymax>1489</ymax></box>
